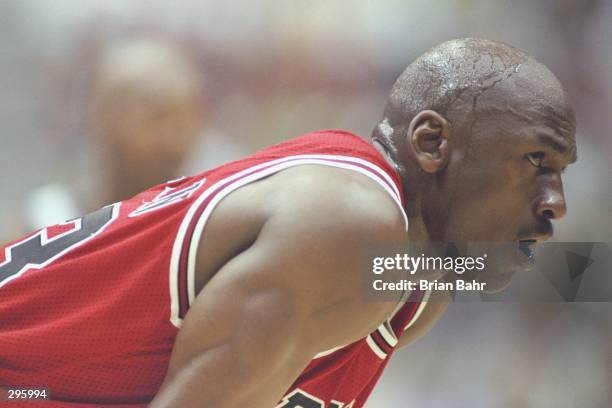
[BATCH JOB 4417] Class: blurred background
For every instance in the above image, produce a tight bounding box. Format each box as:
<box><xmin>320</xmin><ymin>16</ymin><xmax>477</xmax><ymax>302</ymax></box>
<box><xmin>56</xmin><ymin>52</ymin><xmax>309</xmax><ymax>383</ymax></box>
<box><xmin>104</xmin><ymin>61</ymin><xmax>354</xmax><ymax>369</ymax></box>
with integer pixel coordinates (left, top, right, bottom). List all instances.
<box><xmin>0</xmin><ymin>0</ymin><xmax>610</xmax><ymax>406</ymax></box>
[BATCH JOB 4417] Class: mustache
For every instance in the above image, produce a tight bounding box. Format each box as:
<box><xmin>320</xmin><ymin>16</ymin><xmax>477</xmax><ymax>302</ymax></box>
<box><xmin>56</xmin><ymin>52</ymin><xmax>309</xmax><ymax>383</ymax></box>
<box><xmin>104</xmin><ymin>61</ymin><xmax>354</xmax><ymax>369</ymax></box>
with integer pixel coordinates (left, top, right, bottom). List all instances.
<box><xmin>518</xmin><ymin>218</ymin><xmax>554</xmax><ymax>241</ymax></box>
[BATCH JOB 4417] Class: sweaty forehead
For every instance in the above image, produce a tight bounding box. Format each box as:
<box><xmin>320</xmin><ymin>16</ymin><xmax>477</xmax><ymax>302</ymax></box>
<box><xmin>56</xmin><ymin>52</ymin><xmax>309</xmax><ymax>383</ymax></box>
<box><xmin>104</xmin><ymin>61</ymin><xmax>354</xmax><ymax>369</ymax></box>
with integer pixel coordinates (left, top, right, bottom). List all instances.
<box><xmin>473</xmin><ymin>60</ymin><xmax>576</xmax><ymax>144</ymax></box>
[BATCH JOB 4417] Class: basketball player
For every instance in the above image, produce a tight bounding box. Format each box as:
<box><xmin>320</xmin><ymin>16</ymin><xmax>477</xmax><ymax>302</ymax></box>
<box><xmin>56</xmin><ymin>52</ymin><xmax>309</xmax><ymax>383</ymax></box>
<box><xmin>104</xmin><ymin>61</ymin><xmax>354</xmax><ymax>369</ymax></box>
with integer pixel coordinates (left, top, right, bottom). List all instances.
<box><xmin>0</xmin><ymin>38</ymin><xmax>576</xmax><ymax>407</ymax></box>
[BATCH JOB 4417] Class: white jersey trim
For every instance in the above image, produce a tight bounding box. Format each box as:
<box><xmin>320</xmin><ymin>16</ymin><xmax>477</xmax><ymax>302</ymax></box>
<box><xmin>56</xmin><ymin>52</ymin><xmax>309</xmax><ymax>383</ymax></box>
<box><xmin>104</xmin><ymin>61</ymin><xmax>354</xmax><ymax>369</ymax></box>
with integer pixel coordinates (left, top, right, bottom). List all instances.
<box><xmin>312</xmin><ymin>343</ymin><xmax>349</xmax><ymax>359</ymax></box>
<box><xmin>404</xmin><ymin>289</ymin><xmax>432</xmax><ymax>331</ymax></box>
<box><xmin>169</xmin><ymin>154</ymin><xmax>407</xmax><ymax>328</ymax></box>
<box><xmin>377</xmin><ymin>321</ymin><xmax>398</xmax><ymax>347</ymax></box>
<box><xmin>314</xmin><ymin>291</ymin><xmax>430</xmax><ymax>360</ymax></box>
<box><xmin>365</xmin><ymin>335</ymin><xmax>388</xmax><ymax>359</ymax></box>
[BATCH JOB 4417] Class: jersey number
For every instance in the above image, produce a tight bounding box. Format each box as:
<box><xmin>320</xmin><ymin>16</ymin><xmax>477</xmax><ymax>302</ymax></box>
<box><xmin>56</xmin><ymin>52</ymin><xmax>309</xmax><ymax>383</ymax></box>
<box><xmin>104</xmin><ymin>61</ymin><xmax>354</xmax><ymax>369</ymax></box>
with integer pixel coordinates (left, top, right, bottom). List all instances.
<box><xmin>277</xmin><ymin>390</ymin><xmax>354</xmax><ymax>408</ymax></box>
<box><xmin>0</xmin><ymin>204</ymin><xmax>119</xmax><ymax>288</ymax></box>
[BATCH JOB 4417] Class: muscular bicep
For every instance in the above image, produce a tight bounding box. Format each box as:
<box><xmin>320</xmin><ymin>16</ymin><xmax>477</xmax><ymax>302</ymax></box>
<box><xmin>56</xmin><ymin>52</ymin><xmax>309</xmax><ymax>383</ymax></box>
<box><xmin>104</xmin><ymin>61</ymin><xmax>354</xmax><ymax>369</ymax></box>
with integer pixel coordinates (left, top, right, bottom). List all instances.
<box><xmin>154</xmin><ymin>237</ymin><xmax>375</xmax><ymax>407</ymax></box>
<box><xmin>155</xmin><ymin>236</ymin><xmax>314</xmax><ymax>407</ymax></box>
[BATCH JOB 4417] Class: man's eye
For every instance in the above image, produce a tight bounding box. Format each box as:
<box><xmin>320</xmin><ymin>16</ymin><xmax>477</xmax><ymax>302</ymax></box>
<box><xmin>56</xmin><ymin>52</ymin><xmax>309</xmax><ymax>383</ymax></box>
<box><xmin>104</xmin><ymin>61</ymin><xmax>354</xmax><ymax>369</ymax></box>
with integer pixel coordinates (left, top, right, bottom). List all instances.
<box><xmin>526</xmin><ymin>152</ymin><xmax>545</xmax><ymax>168</ymax></box>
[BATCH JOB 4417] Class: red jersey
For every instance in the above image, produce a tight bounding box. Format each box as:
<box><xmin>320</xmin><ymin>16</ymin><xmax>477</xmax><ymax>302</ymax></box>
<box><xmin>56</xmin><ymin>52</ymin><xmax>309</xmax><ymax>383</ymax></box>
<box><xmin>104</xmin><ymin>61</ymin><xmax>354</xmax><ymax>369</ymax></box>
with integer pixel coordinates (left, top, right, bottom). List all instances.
<box><xmin>0</xmin><ymin>130</ymin><xmax>426</xmax><ymax>407</ymax></box>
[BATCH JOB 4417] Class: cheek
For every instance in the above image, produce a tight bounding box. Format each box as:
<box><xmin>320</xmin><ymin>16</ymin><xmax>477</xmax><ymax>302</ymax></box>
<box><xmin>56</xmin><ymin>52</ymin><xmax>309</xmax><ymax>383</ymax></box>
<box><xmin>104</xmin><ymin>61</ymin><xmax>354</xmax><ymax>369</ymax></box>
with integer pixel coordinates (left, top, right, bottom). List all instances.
<box><xmin>446</xmin><ymin>159</ymin><xmax>525</xmax><ymax>239</ymax></box>
<box><xmin>463</xmin><ymin>154</ymin><xmax>526</xmax><ymax>202</ymax></box>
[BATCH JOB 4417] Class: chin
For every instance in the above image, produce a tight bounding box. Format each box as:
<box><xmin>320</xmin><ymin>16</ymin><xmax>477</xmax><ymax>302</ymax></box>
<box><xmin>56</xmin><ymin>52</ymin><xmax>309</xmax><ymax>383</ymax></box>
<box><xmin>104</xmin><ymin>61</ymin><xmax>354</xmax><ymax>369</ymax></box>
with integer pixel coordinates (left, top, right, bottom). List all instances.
<box><xmin>480</xmin><ymin>270</ymin><xmax>516</xmax><ymax>293</ymax></box>
<box><xmin>468</xmin><ymin>244</ymin><xmax>530</xmax><ymax>293</ymax></box>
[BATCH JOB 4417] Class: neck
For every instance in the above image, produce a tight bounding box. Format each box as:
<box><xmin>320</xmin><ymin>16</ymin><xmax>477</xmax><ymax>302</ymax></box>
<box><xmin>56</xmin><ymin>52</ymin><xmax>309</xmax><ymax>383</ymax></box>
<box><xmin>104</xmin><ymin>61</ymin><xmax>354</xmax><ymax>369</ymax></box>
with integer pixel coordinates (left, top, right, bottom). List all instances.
<box><xmin>406</xmin><ymin>214</ymin><xmax>430</xmax><ymax>242</ymax></box>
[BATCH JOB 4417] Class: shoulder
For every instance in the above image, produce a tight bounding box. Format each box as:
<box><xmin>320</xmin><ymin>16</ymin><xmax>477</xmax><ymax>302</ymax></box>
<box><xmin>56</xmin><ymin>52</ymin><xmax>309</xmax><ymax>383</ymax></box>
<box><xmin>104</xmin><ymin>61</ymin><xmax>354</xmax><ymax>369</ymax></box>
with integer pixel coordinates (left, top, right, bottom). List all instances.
<box><xmin>263</xmin><ymin>164</ymin><xmax>406</xmax><ymax>241</ymax></box>
<box><xmin>193</xmin><ymin>163</ymin><xmax>406</xmax><ymax>298</ymax></box>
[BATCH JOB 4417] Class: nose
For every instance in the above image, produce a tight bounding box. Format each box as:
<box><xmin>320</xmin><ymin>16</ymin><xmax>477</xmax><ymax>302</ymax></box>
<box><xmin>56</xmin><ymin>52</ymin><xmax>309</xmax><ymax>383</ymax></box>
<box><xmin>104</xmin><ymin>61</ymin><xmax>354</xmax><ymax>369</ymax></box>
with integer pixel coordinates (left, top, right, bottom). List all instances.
<box><xmin>534</xmin><ymin>188</ymin><xmax>567</xmax><ymax>220</ymax></box>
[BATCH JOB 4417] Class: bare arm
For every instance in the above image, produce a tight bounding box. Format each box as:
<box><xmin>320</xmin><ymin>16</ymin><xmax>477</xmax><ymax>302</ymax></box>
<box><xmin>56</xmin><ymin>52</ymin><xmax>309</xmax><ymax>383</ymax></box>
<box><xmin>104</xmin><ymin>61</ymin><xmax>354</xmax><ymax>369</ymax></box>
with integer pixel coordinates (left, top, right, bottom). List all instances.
<box><xmin>396</xmin><ymin>298</ymin><xmax>449</xmax><ymax>349</ymax></box>
<box><xmin>151</xmin><ymin>166</ymin><xmax>406</xmax><ymax>407</ymax></box>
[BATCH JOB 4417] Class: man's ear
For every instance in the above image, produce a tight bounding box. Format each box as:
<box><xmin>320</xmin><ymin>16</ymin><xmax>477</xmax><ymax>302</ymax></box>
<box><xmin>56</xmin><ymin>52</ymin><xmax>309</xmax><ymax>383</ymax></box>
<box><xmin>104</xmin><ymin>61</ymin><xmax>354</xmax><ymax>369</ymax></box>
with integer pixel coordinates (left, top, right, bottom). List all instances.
<box><xmin>406</xmin><ymin>110</ymin><xmax>450</xmax><ymax>174</ymax></box>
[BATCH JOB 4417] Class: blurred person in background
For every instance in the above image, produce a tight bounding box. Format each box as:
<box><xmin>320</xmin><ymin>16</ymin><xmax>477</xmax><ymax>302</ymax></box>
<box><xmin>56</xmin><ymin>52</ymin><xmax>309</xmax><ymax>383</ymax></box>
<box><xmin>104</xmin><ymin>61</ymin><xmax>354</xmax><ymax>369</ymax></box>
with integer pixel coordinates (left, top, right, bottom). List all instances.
<box><xmin>85</xmin><ymin>33</ymin><xmax>249</xmax><ymax>215</ymax></box>
<box><xmin>87</xmin><ymin>36</ymin><xmax>205</xmax><ymax>207</ymax></box>
<box><xmin>16</xmin><ymin>35</ymin><xmax>211</xmax><ymax>235</ymax></box>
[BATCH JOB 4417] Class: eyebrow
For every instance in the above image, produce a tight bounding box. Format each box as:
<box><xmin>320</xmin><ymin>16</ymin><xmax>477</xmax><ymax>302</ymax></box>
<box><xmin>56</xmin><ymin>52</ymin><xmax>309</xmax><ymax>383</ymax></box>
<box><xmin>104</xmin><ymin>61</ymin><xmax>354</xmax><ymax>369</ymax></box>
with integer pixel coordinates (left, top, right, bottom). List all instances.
<box><xmin>537</xmin><ymin>134</ymin><xmax>577</xmax><ymax>163</ymax></box>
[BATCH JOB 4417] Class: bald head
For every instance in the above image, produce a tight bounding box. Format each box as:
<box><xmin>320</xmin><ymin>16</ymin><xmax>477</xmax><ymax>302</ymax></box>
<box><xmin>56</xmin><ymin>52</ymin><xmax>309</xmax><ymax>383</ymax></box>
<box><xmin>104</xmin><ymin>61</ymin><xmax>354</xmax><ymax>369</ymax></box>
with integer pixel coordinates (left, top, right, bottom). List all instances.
<box><xmin>373</xmin><ymin>38</ymin><xmax>578</xmax><ymax>266</ymax></box>
<box><xmin>374</xmin><ymin>38</ymin><xmax>575</xmax><ymax>146</ymax></box>
<box><xmin>93</xmin><ymin>37</ymin><xmax>201</xmax><ymax>104</ymax></box>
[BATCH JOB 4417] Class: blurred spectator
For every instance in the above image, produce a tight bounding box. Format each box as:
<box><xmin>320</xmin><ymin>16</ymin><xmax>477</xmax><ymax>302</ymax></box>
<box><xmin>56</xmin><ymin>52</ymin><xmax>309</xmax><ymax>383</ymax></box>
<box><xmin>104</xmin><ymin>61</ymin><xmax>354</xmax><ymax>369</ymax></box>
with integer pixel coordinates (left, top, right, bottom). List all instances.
<box><xmin>88</xmin><ymin>36</ymin><xmax>205</xmax><ymax>207</ymax></box>
<box><xmin>15</xmin><ymin>35</ymin><xmax>217</xmax><ymax>232</ymax></box>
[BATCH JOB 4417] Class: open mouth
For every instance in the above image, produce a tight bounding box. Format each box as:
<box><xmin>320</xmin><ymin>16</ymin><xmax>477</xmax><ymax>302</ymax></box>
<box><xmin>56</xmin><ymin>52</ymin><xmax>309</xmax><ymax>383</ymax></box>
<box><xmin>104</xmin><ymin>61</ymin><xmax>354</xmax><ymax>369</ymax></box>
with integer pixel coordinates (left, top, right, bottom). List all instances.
<box><xmin>518</xmin><ymin>239</ymin><xmax>537</xmax><ymax>260</ymax></box>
